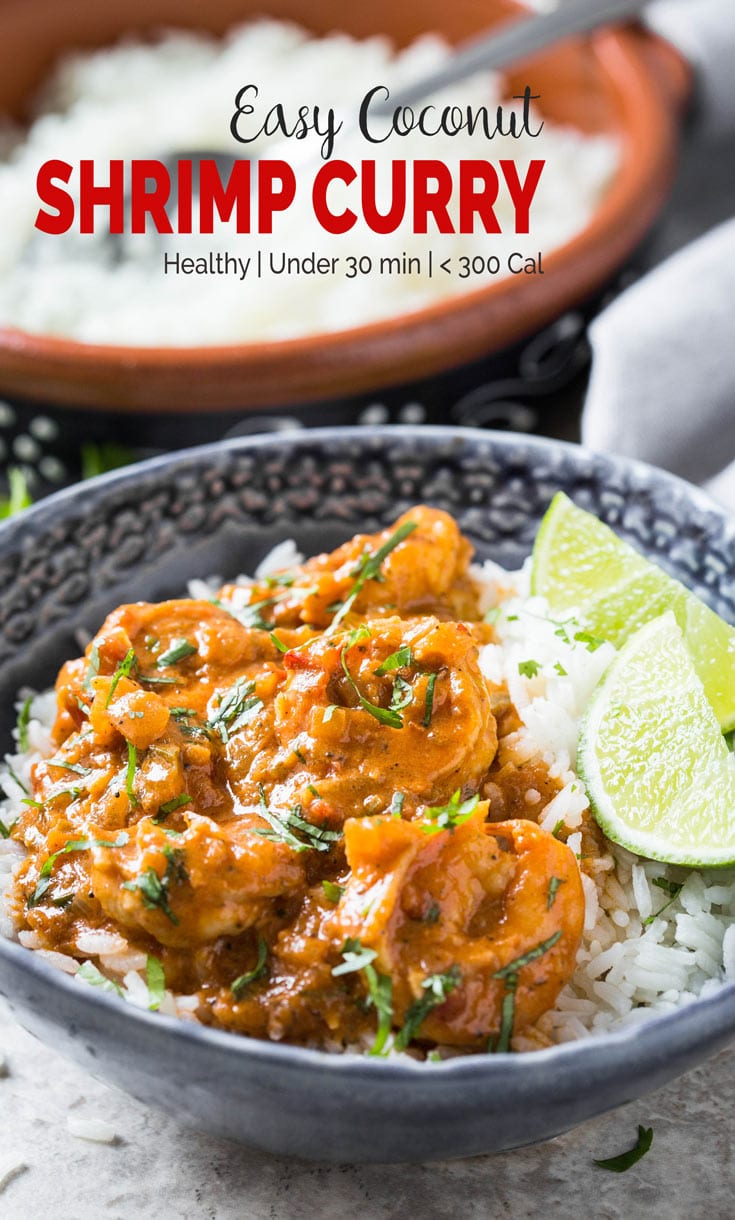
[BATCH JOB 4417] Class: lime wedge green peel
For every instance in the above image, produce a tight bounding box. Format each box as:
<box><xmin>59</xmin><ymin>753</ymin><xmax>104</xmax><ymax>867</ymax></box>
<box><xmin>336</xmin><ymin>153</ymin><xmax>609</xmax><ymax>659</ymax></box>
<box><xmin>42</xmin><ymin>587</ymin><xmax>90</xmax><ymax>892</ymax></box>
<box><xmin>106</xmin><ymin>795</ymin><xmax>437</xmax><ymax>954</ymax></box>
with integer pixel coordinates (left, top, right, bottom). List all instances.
<box><xmin>578</xmin><ymin>613</ymin><xmax>735</xmax><ymax>866</ymax></box>
<box><xmin>532</xmin><ymin>492</ymin><xmax>735</xmax><ymax>732</ymax></box>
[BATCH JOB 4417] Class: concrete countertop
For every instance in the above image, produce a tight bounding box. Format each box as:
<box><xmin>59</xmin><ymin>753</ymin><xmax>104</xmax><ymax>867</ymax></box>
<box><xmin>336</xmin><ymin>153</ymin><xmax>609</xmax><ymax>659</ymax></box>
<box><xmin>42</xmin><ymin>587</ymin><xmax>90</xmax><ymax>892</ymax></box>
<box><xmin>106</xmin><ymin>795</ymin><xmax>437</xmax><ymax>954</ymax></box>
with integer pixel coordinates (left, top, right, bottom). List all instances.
<box><xmin>0</xmin><ymin>996</ymin><xmax>732</xmax><ymax>1220</ymax></box>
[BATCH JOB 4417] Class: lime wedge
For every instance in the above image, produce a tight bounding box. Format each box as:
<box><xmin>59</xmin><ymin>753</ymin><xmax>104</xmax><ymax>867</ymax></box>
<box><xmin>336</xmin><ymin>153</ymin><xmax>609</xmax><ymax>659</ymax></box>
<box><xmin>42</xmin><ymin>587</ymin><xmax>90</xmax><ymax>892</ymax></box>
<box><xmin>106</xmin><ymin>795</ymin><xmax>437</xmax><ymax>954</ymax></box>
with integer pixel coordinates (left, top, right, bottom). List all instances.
<box><xmin>532</xmin><ymin>492</ymin><xmax>735</xmax><ymax>732</ymax></box>
<box><xmin>578</xmin><ymin>612</ymin><xmax>735</xmax><ymax>866</ymax></box>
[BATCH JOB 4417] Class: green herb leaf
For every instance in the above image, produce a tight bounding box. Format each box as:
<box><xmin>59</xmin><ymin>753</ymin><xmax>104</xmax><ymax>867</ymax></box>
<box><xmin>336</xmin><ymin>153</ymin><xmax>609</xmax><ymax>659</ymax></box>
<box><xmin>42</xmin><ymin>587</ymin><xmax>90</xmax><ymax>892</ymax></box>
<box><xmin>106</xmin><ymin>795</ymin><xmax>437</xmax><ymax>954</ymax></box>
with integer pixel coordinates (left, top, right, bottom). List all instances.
<box><xmin>594</xmin><ymin>1125</ymin><xmax>653</xmax><ymax>1173</ymax></box>
<box><xmin>552</xmin><ymin>818</ymin><xmax>565</xmax><ymax>839</ymax></box>
<box><xmin>49</xmin><ymin>759</ymin><xmax>91</xmax><ymax>777</ymax></box>
<box><xmin>17</xmin><ymin>695</ymin><xmax>32</xmax><ymax>752</ymax></box>
<box><xmin>0</xmin><ymin>467</ymin><xmax>31</xmax><ymax>518</ymax></box>
<box><xmin>154</xmin><ymin>794</ymin><xmax>191</xmax><ymax>823</ymax></box>
<box><xmin>322</xmin><ymin>880</ymin><xmax>345</xmax><ymax>903</ymax></box>
<box><xmin>394</xmin><ymin>966</ymin><xmax>461</xmax><ymax>1050</ymax></box>
<box><xmin>207</xmin><ymin>677</ymin><xmax>263</xmax><ymax>743</ymax></box>
<box><xmin>365</xmin><ymin>965</ymin><xmax>393</xmax><ymax>1056</ymax></box>
<box><xmin>389</xmin><ymin>675</ymin><xmax>413</xmax><ymax>714</ymax></box>
<box><xmin>235</xmin><ymin>597</ymin><xmax>278</xmax><ymax>631</ymax></box>
<box><xmin>126</xmin><ymin>741</ymin><xmax>139</xmax><ymax>806</ymax></box>
<box><xmin>81</xmin><ymin>442</ymin><xmax>134</xmax><ymax>480</ymax></box>
<box><xmin>231</xmin><ymin>936</ymin><xmax>269</xmax><ymax>998</ymax></box>
<box><xmin>106</xmin><ymin>647</ymin><xmax>137</xmax><ymax>706</ymax></box>
<box><xmin>547</xmin><ymin>877</ymin><xmax>565</xmax><ymax>909</ymax></box>
<box><xmin>146</xmin><ymin>954</ymin><xmax>166</xmax><ymax>1011</ymax></box>
<box><xmin>254</xmin><ymin>786</ymin><xmax>341</xmax><ymax>853</ymax></box>
<box><xmin>489</xmin><ymin>975</ymin><xmax>518</xmax><ymax>1053</ymax></box>
<box><xmin>644</xmin><ymin>878</ymin><xmax>684</xmax><ymax>926</ymax></box>
<box><xmin>422</xmin><ymin>672</ymin><xmax>438</xmax><ymax>728</ymax></box>
<box><xmin>76</xmin><ymin>961</ymin><xmax>124</xmax><ymax>996</ymax></box>
<box><xmin>329</xmin><ymin>520</ymin><xmax>417</xmax><ymax>630</ymax></box>
<box><xmin>574</xmin><ymin>630</ymin><xmax>607</xmax><ymax>653</ymax></box>
<box><xmin>554</xmin><ymin>661</ymin><xmax>568</xmax><ymax>677</ymax></box>
<box><xmin>157</xmin><ymin>639</ymin><xmax>197</xmax><ymax>667</ymax></box>
<box><xmin>389</xmin><ymin>791</ymin><xmax>405</xmax><ymax>818</ymax></box>
<box><xmin>422</xmin><ymin>790</ymin><xmax>479</xmax><ymax>835</ymax></box>
<box><xmin>0</xmin><ymin>817</ymin><xmax>12</xmax><ymax>839</ymax></box>
<box><xmin>374</xmin><ymin>646</ymin><xmax>413</xmax><ymax>676</ymax></box>
<box><xmin>518</xmin><ymin>659</ymin><xmax>541</xmax><ymax>679</ymax></box>
<box><xmin>332</xmin><ymin>937</ymin><xmax>378</xmax><ymax>977</ymax></box>
<box><xmin>83</xmin><ymin>645</ymin><xmax>100</xmax><ymax>695</ymax></box>
<box><xmin>269</xmin><ymin>631</ymin><xmax>289</xmax><ymax>653</ymax></box>
<box><xmin>493</xmin><ymin>931</ymin><xmax>563</xmax><ymax>980</ymax></box>
<box><xmin>28</xmin><ymin>832</ymin><xmax>128</xmax><ymax>908</ymax></box>
<box><xmin>340</xmin><ymin>631</ymin><xmax>403</xmax><ymax>729</ymax></box>
<box><xmin>5</xmin><ymin>763</ymin><xmax>28</xmax><ymax>795</ymax></box>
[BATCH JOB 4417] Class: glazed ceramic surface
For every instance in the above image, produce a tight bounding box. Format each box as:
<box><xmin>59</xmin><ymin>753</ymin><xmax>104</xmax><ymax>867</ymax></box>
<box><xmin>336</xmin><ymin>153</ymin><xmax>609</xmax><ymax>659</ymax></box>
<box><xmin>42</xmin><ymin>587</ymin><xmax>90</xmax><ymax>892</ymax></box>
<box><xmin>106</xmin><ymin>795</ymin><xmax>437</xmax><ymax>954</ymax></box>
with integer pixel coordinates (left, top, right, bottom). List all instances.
<box><xmin>0</xmin><ymin>427</ymin><xmax>733</xmax><ymax>1163</ymax></box>
<box><xmin>0</xmin><ymin>0</ymin><xmax>688</xmax><ymax>410</ymax></box>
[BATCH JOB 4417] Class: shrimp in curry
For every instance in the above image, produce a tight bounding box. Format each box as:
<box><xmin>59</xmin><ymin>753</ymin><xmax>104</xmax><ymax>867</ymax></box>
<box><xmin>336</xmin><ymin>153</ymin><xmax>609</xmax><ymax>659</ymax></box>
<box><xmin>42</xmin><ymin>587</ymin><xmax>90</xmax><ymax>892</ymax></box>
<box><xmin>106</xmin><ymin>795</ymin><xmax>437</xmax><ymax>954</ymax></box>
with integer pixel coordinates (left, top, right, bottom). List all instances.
<box><xmin>9</xmin><ymin>506</ymin><xmax>585</xmax><ymax>1053</ymax></box>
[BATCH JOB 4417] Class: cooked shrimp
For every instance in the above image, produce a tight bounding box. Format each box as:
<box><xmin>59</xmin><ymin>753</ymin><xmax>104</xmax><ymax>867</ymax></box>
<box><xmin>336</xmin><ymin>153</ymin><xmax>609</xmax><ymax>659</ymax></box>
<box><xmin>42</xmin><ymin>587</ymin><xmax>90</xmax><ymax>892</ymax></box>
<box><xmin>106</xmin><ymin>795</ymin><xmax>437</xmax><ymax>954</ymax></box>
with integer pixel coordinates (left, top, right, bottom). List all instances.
<box><xmin>333</xmin><ymin>808</ymin><xmax>584</xmax><ymax>1047</ymax></box>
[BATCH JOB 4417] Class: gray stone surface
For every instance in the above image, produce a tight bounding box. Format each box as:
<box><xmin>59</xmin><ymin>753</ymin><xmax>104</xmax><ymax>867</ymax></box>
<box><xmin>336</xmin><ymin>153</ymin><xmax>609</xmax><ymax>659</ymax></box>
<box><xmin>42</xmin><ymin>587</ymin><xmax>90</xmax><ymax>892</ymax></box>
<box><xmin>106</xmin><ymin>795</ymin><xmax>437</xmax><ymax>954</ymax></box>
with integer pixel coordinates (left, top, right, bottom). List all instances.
<box><xmin>0</xmin><ymin>996</ymin><xmax>732</xmax><ymax>1220</ymax></box>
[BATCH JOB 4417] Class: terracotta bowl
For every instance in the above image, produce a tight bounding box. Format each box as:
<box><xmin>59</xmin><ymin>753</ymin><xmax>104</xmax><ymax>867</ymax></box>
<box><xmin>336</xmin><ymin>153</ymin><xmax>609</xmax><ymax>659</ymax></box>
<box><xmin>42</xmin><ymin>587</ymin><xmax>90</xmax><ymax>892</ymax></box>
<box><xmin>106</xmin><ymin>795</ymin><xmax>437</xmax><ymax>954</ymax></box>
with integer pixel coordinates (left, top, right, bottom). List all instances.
<box><xmin>0</xmin><ymin>0</ymin><xmax>689</xmax><ymax>412</ymax></box>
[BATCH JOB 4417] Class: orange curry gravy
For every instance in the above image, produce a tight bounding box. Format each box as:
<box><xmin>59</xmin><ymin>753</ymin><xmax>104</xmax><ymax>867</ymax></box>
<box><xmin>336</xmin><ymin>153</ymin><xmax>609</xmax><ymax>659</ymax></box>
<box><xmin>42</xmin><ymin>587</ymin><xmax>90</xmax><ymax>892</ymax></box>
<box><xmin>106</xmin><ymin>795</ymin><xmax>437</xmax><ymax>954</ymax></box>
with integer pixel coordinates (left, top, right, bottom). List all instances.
<box><xmin>9</xmin><ymin>506</ymin><xmax>584</xmax><ymax>1052</ymax></box>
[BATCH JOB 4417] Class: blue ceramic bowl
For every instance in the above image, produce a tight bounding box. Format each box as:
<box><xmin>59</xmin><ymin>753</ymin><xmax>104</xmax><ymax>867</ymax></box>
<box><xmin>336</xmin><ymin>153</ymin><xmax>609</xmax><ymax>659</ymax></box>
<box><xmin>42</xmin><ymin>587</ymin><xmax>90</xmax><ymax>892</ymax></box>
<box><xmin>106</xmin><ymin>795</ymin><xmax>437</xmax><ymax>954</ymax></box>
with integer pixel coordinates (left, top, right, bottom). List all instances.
<box><xmin>1</xmin><ymin>426</ymin><xmax>734</xmax><ymax>1163</ymax></box>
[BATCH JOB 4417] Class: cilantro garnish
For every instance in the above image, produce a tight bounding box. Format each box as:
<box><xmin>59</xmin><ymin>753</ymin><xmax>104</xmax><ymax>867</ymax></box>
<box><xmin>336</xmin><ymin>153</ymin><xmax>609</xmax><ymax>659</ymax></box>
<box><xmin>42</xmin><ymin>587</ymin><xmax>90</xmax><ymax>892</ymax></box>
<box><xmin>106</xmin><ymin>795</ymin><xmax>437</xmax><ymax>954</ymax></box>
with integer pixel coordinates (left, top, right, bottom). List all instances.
<box><xmin>157</xmin><ymin>639</ymin><xmax>197</xmax><ymax>667</ymax></box>
<box><xmin>518</xmin><ymin>659</ymin><xmax>541</xmax><ymax>679</ymax></box>
<box><xmin>83</xmin><ymin>645</ymin><xmax>100</xmax><ymax>695</ymax></box>
<box><xmin>146</xmin><ymin>955</ymin><xmax>166</xmax><ymax>1011</ymax></box>
<box><xmin>422</xmin><ymin>790</ymin><xmax>479</xmax><ymax>835</ymax></box>
<box><xmin>49</xmin><ymin>759</ymin><xmax>91</xmax><ymax>777</ymax></box>
<box><xmin>547</xmin><ymin>877</ymin><xmax>565</xmax><ymax>909</ymax></box>
<box><xmin>489</xmin><ymin>932</ymin><xmax>563</xmax><ymax>1053</ymax></box>
<box><xmin>322</xmin><ymin>880</ymin><xmax>345</xmax><ymax>903</ymax></box>
<box><xmin>332</xmin><ymin>938</ymin><xmax>394</xmax><ymax>1056</ymax></box>
<box><xmin>574</xmin><ymin>630</ymin><xmax>606</xmax><ymax>653</ymax></box>
<box><xmin>76</xmin><ymin>961</ymin><xmax>124</xmax><ymax>996</ymax></box>
<box><xmin>554</xmin><ymin>661</ymin><xmax>568</xmax><ymax>677</ymax></box>
<box><xmin>389</xmin><ymin>791</ymin><xmax>405</xmax><ymax>818</ymax></box>
<box><xmin>235</xmin><ymin>598</ymin><xmax>278</xmax><ymax>631</ymax></box>
<box><xmin>0</xmin><ymin>467</ymin><xmax>31</xmax><ymax>518</ymax></box>
<box><xmin>232</xmin><ymin>936</ymin><xmax>269</xmax><ymax>998</ymax></box>
<box><xmin>340</xmin><ymin>629</ymin><xmax>404</xmax><ymax>729</ymax></box>
<box><xmin>269</xmin><ymin>631</ymin><xmax>289</xmax><ymax>653</ymax></box>
<box><xmin>329</xmin><ymin>520</ymin><xmax>417</xmax><ymax>631</ymax></box>
<box><xmin>422</xmin><ymin>672</ymin><xmax>438</xmax><ymax>728</ymax></box>
<box><xmin>207</xmin><ymin>677</ymin><xmax>263</xmax><ymax>743</ymax></box>
<box><xmin>254</xmin><ymin>785</ymin><xmax>341</xmax><ymax>853</ymax></box>
<box><xmin>389</xmin><ymin>675</ymin><xmax>413</xmax><ymax>714</ymax></box>
<box><xmin>28</xmin><ymin>832</ymin><xmax>128</xmax><ymax>908</ymax></box>
<box><xmin>332</xmin><ymin>938</ymin><xmax>378</xmax><ymax>976</ymax></box>
<box><xmin>374</xmin><ymin>646</ymin><xmax>413</xmax><ymax>676</ymax></box>
<box><xmin>394</xmin><ymin>966</ymin><xmax>461</xmax><ymax>1050</ymax></box>
<box><xmin>153</xmin><ymin>793</ymin><xmax>191</xmax><ymax>823</ymax></box>
<box><xmin>122</xmin><ymin>846</ymin><xmax>186</xmax><ymax>925</ymax></box>
<box><xmin>0</xmin><ymin>817</ymin><xmax>12</xmax><ymax>839</ymax></box>
<box><xmin>644</xmin><ymin>877</ymin><xmax>684</xmax><ymax>926</ymax></box>
<box><xmin>17</xmin><ymin>695</ymin><xmax>32</xmax><ymax>752</ymax></box>
<box><xmin>106</xmin><ymin>647</ymin><xmax>137</xmax><ymax>706</ymax></box>
<box><xmin>594</xmin><ymin>1125</ymin><xmax>653</xmax><ymax>1172</ymax></box>
<box><xmin>126</xmin><ymin>742</ymin><xmax>139</xmax><ymax>807</ymax></box>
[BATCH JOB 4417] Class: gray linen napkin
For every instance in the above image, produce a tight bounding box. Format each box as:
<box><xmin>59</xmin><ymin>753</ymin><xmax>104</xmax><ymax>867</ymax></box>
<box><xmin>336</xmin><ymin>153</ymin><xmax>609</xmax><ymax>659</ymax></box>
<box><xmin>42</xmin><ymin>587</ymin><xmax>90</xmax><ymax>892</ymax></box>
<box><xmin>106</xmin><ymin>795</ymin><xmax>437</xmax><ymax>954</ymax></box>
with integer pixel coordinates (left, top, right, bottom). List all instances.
<box><xmin>581</xmin><ymin>0</ymin><xmax>735</xmax><ymax>505</ymax></box>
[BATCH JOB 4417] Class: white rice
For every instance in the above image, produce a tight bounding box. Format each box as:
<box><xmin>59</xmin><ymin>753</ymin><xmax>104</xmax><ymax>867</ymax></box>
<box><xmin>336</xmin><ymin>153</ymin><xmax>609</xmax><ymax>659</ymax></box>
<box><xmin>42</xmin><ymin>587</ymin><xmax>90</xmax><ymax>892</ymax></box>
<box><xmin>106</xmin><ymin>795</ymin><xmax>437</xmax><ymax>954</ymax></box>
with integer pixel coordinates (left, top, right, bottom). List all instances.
<box><xmin>2</xmin><ymin>550</ymin><xmax>734</xmax><ymax>1053</ymax></box>
<box><xmin>0</xmin><ymin>20</ymin><xmax>618</xmax><ymax>346</ymax></box>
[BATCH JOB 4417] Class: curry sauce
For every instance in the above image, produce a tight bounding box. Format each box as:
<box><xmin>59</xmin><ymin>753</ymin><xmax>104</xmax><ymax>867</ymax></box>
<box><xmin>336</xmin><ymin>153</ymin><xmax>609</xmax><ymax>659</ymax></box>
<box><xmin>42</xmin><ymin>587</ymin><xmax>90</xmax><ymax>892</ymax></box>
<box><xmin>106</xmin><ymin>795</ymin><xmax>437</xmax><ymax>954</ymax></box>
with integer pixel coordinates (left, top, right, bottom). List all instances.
<box><xmin>9</xmin><ymin>506</ymin><xmax>584</xmax><ymax>1052</ymax></box>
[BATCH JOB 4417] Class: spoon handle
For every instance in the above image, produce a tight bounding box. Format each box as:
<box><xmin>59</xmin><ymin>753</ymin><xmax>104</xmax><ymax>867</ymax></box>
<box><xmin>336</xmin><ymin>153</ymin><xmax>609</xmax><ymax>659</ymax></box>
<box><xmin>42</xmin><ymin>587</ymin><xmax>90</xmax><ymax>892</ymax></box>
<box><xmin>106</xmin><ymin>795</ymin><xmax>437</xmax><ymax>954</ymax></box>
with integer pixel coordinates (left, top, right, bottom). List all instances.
<box><xmin>383</xmin><ymin>0</ymin><xmax>650</xmax><ymax>111</ymax></box>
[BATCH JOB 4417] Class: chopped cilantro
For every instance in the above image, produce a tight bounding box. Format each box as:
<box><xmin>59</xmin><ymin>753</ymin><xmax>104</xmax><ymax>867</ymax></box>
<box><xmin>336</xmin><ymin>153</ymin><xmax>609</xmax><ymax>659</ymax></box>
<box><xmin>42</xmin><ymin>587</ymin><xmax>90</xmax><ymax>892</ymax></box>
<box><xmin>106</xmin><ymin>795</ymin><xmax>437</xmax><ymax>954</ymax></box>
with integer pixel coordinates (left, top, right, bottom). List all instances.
<box><xmin>17</xmin><ymin>695</ymin><xmax>32</xmax><ymax>752</ymax></box>
<box><xmin>235</xmin><ymin>598</ymin><xmax>277</xmax><ymax>631</ymax></box>
<box><xmin>106</xmin><ymin>647</ymin><xmax>137</xmax><ymax>706</ymax></box>
<box><xmin>207</xmin><ymin>677</ymin><xmax>263</xmax><ymax>743</ymax></box>
<box><xmin>269</xmin><ymin>631</ymin><xmax>289</xmax><ymax>653</ymax></box>
<box><xmin>554</xmin><ymin>661</ymin><xmax>568</xmax><ymax>677</ymax></box>
<box><xmin>231</xmin><ymin>936</ymin><xmax>269</xmax><ymax>998</ymax></box>
<box><xmin>574</xmin><ymin>630</ymin><xmax>606</xmax><ymax>652</ymax></box>
<box><xmin>594</xmin><ymin>1125</ymin><xmax>653</xmax><ymax>1172</ymax></box>
<box><xmin>518</xmin><ymin>659</ymin><xmax>541</xmax><ymax>679</ymax></box>
<box><xmin>389</xmin><ymin>791</ymin><xmax>405</xmax><ymax>818</ymax></box>
<box><xmin>28</xmin><ymin>832</ymin><xmax>128</xmax><ymax>908</ymax></box>
<box><xmin>422</xmin><ymin>790</ymin><xmax>479</xmax><ymax>835</ymax></box>
<box><xmin>489</xmin><ymin>932</ymin><xmax>563</xmax><ymax>1053</ymax></box>
<box><xmin>122</xmin><ymin>847</ymin><xmax>185</xmax><ymax>925</ymax></box>
<box><xmin>493</xmin><ymin>931</ymin><xmax>562</xmax><ymax>980</ymax></box>
<box><xmin>374</xmin><ymin>645</ymin><xmax>413</xmax><ymax>676</ymax></box>
<box><xmin>153</xmin><ymin>793</ymin><xmax>191</xmax><ymax>823</ymax></box>
<box><xmin>157</xmin><ymin>639</ymin><xmax>197</xmax><ymax>667</ymax></box>
<box><xmin>0</xmin><ymin>817</ymin><xmax>12</xmax><ymax>839</ymax></box>
<box><xmin>422</xmin><ymin>672</ymin><xmax>438</xmax><ymax>728</ymax></box>
<box><xmin>76</xmin><ymin>961</ymin><xmax>124</xmax><ymax>996</ymax></box>
<box><xmin>394</xmin><ymin>966</ymin><xmax>461</xmax><ymax>1050</ymax></box>
<box><xmin>552</xmin><ymin>818</ymin><xmax>565</xmax><ymax>839</ymax></box>
<box><xmin>340</xmin><ymin>629</ymin><xmax>403</xmax><ymax>729</ymax></box>
<box><xmin>146</xmin><ymin>955</ymin><xmax>166</xmax><ymax>1011</ymax></box>
<box><xmin>126</xmin><ymin>741</ymin><xmax>139</xmax><ymax>806</ymax></box>
<box><xmin>547</xmin><ymin>877</ymin><xmax>565</xmax><ymax>909</ymax></box>
<box><xmin>644</xmin><ymin>878</ymin><xmax>684</xmax><ymax>926</ymax></box>
<box><xmin>332</xmin><ymin>938</ymin><xmax>378</xmax><ymax>977</ymax></box>
<box><xmin>389</xmin><ymin>675</ymin><xmax>413</xmax><ymax>714</ymax></box>
<box><xmin>254</xmin><ymin>785</ymin><xmax>341</xmax><ymax>853</ymax></box>
<box><xmin>329</xmin><ymin>520</ymin><xmax>417</xmax><ymax>630</ymax></box>
<box><xmin>322</xmin><ymin>880</ymin><xmax>345</xmax><ymax>903</ymax></box>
